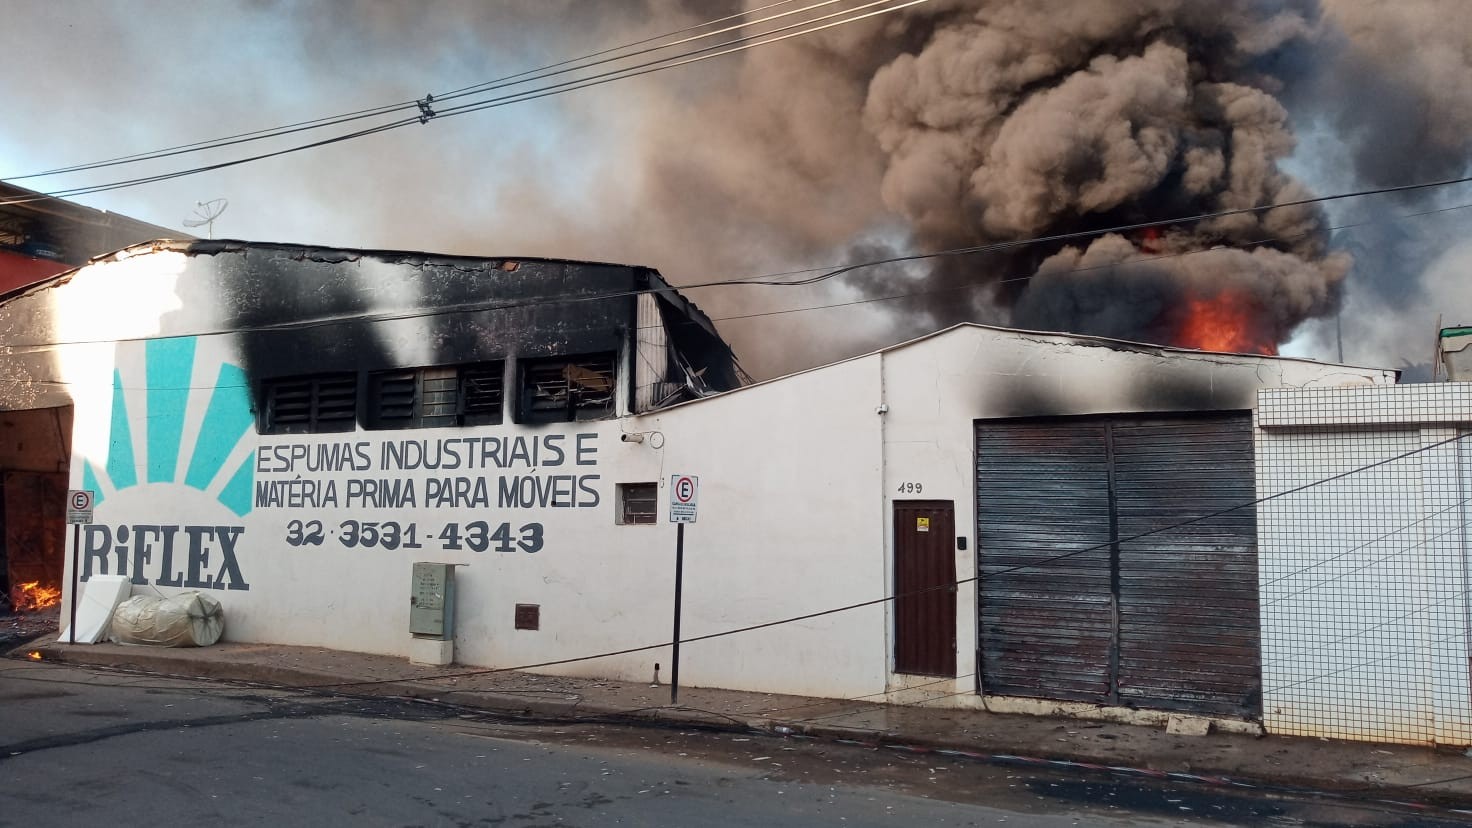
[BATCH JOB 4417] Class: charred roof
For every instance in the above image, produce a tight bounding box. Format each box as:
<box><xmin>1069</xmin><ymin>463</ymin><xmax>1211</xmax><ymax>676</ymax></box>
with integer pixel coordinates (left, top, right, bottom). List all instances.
<box><xmin>21</xmin><ymin>237</ymin><xmax>725</xmax><ymax>342</ymax></box>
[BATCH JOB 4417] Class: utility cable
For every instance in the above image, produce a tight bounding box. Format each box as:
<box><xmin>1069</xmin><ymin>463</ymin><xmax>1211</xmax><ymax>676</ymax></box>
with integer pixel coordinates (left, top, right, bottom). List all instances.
<box><xmin>1</xmin><ymin>0</ymin><xmax>824</xmax><ymax>181</ymax></box>
<box><xmin>1262</xmin><ymin>567</ymin><xmax>1472</xmax><ymax>670</ymax></box>
<box><xmin>677</xmin><ymin>199</ymin><xmax>1472</xmax><ymax>330</ymax></box>
<box><xmin>1260</xmin><ymin>497</ymin><xmax>1472</xmax><ymax>601</ymax></box>
<box><xmin>3</xmin><ymin>660</ymin><xmax>1461</xmax><ymax>820</ymax></box>
<box><xmin>4</xmin><ymin>187</ymin><xmax>1472</xmax><ymax>354</ymax></box>
<box><xmin>0</xmin><ymin>0</ymin><xmax>926</xmax><ymax>206</ymax></box>
<box><xmin>738</xmin><ymin>176</ymin><xmax>1472</xmax><ymax>289</ymax></box>
<box><xmin>305</xmin><ymin>431</ymin><xmax>1472</xmax><ymax>689</ymax></box>
<box><xmin>1263</xmin><ymin>629</ymin><xmax>1465</xmax><ymax>696</ymax></box>
<box><xmin>413</xmin><ymin>0</ymin><xmax>923</xmax><ymax>129</ymax></box>
<box><xmin>426</xmin><ymin>0</ymin><xmax>847</xmax><ymax>109</ymax></box>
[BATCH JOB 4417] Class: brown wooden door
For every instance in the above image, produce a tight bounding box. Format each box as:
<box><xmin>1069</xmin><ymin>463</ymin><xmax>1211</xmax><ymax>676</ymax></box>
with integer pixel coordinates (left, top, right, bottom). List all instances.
<box><xmin>894</xmin><ymin>500</ymin><xmax>956</xmax><ymax>676</ymax></box>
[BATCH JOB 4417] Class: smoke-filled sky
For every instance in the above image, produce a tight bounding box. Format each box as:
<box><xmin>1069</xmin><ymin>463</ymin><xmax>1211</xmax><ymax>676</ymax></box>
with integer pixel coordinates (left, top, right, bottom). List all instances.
<box><xmin>2</xmin><ymin>0</ymin><xmax>1470</xmax><ymax>379</ymax></box>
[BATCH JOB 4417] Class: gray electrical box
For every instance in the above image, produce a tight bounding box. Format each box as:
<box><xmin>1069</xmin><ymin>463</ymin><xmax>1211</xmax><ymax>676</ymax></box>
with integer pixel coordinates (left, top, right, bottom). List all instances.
<box><xmin>410</xmin><ymin>562</ymin><xmax>457</xmax><ymax>639</ymax></box>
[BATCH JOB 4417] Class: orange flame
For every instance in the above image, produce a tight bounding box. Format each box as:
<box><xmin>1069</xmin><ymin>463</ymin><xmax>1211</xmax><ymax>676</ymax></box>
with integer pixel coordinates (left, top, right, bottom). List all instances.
<box><xmin>1138</xmin><ymin>226</ymin><xmax>1163</xmax><ymax>254</ymax></box>
<box><xmin>1175</xmin><ymin>291</ymin><xmax>1277</xmax><ymax>355</ymax></box>
<box><xmin>10</xmin><ymin>581</ymin><xmax>62</xmax><ymax>612</ymax></box>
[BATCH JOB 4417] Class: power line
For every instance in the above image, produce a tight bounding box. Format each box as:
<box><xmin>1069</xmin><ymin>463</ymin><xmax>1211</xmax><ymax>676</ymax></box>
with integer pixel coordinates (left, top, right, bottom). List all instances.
<box><xmin>682</xmin><ymin>199</ymin><xmax>1472</xmax><ymax>327</ymax></box>
<box><xmin>7</xmin><ymin>661</ymin><xmax>1463</xmax><ymax>819</ymax></box>
<box><xmin>309</xmin><ymin>431</ymin><xmax>1472</xmax><ymax>689</ymax></box>
<box><xmin>747</xmin><ymin>177</ymin><xmax>1472</xmax><ymax>289</ymax></box>
<box><xmin>1</xmin><ymin>0</ymin><xmax>826</xmax><ymax>182</ymax></box>
<box><xmin>0</xmin><ymin>0</ymin><xmax>926</xmax><ymax>206</ymax></box>
<box><xmin>5</xmin><ymin>183</ymin><xmax>1469</xmax><ymax>354</ymax></box>
<box><xmin>1263</xmin><ymin>630</ymin><xmax>1465</xmax><ymax>696</ymax></box>
<box><xmin>0</xmin><ymin>6</ymin><xmax>1465</xmax><ymax>338</ymax></box>
<box><xmin>415</xmin><ymin>0</ymin><xmax>923</xmax><ymax>129</ymax></box>
<box><xmin>3</xmin><ymin>100</ymin><xmax>415</xmax><ymax>184</ymax></box>
<box><xmin>1262</xmin><ymin>576</ymin><xmax>1472</xmax><ymax>670</ymax></box>
<box><xmin>14</xmin><ymin>421</ymin><xmax>1471</xmax><ymax>761</ymax></box>
<box><xmin>426</xmin><ymin>0</ymin><xmax>847</xmax><ymax>108</ymax></box>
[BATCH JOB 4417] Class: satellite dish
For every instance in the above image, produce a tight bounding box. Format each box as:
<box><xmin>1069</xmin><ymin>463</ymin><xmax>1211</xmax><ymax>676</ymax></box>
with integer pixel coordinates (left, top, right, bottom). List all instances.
<box><xmin>183</xmin><ymin>198</ymin><xmax>228</xmax><ymax>239</ymax></box>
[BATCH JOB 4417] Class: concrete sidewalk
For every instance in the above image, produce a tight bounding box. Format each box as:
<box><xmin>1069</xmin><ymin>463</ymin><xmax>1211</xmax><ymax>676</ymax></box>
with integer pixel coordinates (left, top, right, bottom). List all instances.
<box><xmin>10</xmin><ymin>634</ymin><xmax>1472</xmax><ymax>810</ymax></box>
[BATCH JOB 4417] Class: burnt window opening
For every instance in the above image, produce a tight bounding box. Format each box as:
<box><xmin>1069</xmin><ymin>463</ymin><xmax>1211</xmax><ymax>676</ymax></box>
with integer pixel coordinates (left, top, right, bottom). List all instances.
<box><xmin>460</xmin><ymin>364</ymin><xmax>505</xmax><ymax>424</ymax></box>
<box><xmin>260</xmin><ymin>374</ymin><xmax>357</xmax><ymax>434</ymax></box>
<box><xmin>365</xmin><ymin>363</ymin><xmax>504</xmax><ymax>430</ymax></box>
<box><xmin>518</xmin><ymin>353</ymin><xmax>616</xmax><ymax>423</ymax></box>
<box><xmin>617</xmin><ymin>482</ymin><xmax>658</xmax><ymax>525</ymax></box>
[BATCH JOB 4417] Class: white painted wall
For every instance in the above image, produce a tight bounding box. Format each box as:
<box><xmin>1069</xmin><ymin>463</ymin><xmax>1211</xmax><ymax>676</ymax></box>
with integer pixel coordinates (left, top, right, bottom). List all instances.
<box><xmin>0</xmin><ymin>247</ymin><xmax>1407</xmax><ymax>712</ymax></box>
<box><xmin>874</xmin><ymin>327</ymin><xmax>1396</xmax><ymax>708</ymax></box>
<box><xmin>0</xmin><ymin>248</ymin><xmax>888</xmax><ymax>699</ymax></box>
<box><xmin>1256</xmin><ymin>384</ymin><xmax>1472</xmax><ymax>746</ymax></box>
<box><xmin>83</xmin><ymin>349</ymin><xmax>886</xmax><ymax>698</ymax></box>
<box><xmin>628</xmin><ymin>356</ymin><xmax>886</xmax><ymax>697</ymax></box>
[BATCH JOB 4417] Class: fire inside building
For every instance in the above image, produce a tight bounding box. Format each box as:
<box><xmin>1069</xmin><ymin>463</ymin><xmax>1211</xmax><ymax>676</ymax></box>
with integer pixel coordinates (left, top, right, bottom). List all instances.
<box><xmin>0</xmin><ymin>183</ymin><xmax>183</xmax><ymax>614</ymax></box>
<box><xmin>6</xmin><ymin>237</ymin><xmax>1472</xmax><ymax>747</ymax></box>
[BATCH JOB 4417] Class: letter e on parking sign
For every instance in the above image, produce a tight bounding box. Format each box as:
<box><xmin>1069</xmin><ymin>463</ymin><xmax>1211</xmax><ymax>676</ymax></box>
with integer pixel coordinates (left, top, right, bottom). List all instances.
<box><xmin>670</xmin><ymin>474</ymin><xmax>698</xmax><ymax>523</ymax></box>
<box><xmin>66</xmin><ymin>489</ymin><xmax>94</xmax><ymax>524</ymax></box>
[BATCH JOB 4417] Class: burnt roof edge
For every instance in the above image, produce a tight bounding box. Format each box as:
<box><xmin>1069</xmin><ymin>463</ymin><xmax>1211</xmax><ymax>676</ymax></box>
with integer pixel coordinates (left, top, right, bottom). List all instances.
<box><xmin>0</xmin><ymin>238</ymin><xmax>727</xmax><ymax>336</ymax></box>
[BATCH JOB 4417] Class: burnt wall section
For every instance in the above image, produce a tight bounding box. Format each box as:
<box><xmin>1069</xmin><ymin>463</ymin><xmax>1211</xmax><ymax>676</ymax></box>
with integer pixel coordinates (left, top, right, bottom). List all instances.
<box><xmin>191</xmin><ymin>243</ymin><xmax>639</xmax><ymax>379</ymax></box>
<box><xmin>655</xmin><ymin>292</ymin><xmax>744</xmax><ymax>394</ymax></box>
<box><xmin>0</xmin><ymin>281</ymin><xmax>71</xmax><ymax>412</ymax></box>
<box><xmin>165</xmin><ymin>241</ymin><xmax>743</xmax><ymax>422</ymax></box>
<box><xmin>0</xmin><ymin>239</ymin><xmax>738</xmax><ymax>420</ymax></box>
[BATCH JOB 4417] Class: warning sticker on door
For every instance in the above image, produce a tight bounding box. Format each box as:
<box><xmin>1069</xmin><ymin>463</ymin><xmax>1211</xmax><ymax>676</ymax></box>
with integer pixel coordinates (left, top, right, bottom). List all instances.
<box><xmin>916</xmin><ymin>517</ymin><xmax>931</xmax><ymax>533</ymax></box>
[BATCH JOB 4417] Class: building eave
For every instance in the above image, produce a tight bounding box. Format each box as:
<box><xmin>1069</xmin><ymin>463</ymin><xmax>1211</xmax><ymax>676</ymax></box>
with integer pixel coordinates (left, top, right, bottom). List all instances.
<box><xmin>631</xmin><ymin>322</ymin><xmax>1399</xmax><ymax>416</ymax></box>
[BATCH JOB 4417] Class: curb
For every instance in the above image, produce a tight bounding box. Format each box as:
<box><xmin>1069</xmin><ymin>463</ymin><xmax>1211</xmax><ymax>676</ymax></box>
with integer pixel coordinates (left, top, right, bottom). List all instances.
<box><xmin>10</xmin><ymin>644</ymin><xmax>1472</xmax><ymax>814</ymax></box>
<box><xmin>17</xmin><ymin>642</ymin><xmax>762</xmax><ymax>728</ymax></box>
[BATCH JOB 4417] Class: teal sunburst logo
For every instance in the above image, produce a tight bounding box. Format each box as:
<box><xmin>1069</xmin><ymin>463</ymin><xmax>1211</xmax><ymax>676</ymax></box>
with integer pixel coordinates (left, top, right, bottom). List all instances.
<box><xmin>82</xmin><ymin>337</ymin><xmax>256</xmax><ymax>516</ymax></box>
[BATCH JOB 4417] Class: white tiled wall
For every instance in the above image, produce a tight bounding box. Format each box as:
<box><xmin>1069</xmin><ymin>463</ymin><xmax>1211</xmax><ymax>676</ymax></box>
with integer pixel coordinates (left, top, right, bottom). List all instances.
<box><xmin>1258</xmin><ymin>384</ymin><xmax>1472</xmax><ymax>427</ymax></box>
<box><xmin>1256</xmin><ymin>384</ymin><xmax>1472</xmax><ymax>746</ymax></box>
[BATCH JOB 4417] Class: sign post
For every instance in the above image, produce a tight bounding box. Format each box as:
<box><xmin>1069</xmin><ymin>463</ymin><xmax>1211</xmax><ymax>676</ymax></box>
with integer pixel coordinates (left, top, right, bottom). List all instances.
<box><xmin>668</xmin><ymin>474</ymin><xmax>698</xmax><ymax>705</ymax></box>
<box><xmin>65</xmin><ymin>490</ymin><xmax>95</xmax><ymax>645</ymax></box>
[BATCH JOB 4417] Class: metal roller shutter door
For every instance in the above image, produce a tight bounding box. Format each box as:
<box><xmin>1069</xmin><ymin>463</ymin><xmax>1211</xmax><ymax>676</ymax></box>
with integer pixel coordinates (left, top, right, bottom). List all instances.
<box><xmin>1112</xmin><ymin>415</ymin><xmax>1261</xmax><ymax>717</ymax></box>
<box><xmin>977</xmin><ymin>421</ymin><xmax>1115</xmax><ymax>703</ymax></box>
<box><xmin>976</xmin><ymin>413</ymin><xmax>1261</xmax><ymax>717</ymax></box>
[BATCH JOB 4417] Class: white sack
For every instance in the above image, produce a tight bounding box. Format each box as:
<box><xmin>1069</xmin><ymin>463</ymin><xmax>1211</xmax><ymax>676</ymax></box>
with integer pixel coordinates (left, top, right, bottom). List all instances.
<box><xmin>109</xmin><ymin>592</ymin><xmax>224</xmax><ymax>647</ymax></box>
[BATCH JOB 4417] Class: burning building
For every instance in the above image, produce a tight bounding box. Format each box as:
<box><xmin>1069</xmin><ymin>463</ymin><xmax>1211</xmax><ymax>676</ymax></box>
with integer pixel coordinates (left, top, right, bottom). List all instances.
<box><xmin>0</xmin><ymin>184</ymin><xmax>187</xmax><ymax>615</ymax></box>
<box><xmin>0</xmin><ymin>397</ymin><xmax>70</xmax><ymax>616</ymax></box>
<box><xmin>0</xmin><ymin>238</ymin><xmax>1406</xmax><ymax>736</ymax></box>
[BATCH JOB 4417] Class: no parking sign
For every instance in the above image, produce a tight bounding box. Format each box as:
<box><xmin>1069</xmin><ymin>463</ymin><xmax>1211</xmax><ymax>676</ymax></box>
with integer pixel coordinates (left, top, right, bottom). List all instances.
<box><xmin>669</xmin><ymin>474</ymin><xmax>698</xmax><ymax>524</ymax></box>
<box><xmin>66</xmin><ymin>489</ymin><xmax>94</xmax><ymax>524</ymax></box>
<box><xmin>667</xmin><ymin>474</ymin><xmax>700</xmax><ymax>705</ymax></box>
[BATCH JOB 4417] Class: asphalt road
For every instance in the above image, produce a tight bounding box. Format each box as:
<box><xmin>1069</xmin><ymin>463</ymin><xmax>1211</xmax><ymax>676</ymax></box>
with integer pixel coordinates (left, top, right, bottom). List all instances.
<box><xmin>0</xmin><ymin>659</ymin><xmax>1462</xmax><ymax>827</ymax></box>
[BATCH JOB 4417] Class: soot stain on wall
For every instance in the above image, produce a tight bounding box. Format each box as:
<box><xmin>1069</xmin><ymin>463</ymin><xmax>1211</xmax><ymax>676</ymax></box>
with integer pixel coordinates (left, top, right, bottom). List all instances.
<box><xmin>167</xmin><ymin>242</ymin><xmax>734</xmax><ymax>426</ymax></box>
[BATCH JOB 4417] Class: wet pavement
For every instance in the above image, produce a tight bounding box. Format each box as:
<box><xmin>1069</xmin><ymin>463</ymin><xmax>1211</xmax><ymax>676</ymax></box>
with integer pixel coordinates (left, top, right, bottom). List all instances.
<box><xmin>11</xmin><ymin>633</ymin><xmax>1472</xmax><ymax>816</ymax></box>
<box><xmin>2</xmin><ymin>660</ymin><xmax>1467</xmax><ymax>827</ymax></box>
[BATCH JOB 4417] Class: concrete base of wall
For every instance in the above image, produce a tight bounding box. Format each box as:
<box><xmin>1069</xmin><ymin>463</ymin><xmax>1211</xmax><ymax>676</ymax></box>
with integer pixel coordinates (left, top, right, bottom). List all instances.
<box><xmin>881</xmin><ymin>676</ymin><xmax>1262</xmax><ymax>736</ymax></box>
<box><xmin>408</xmin><ymin>636</ymin><xmax>453</xmax><ymax>667</ymax></box>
